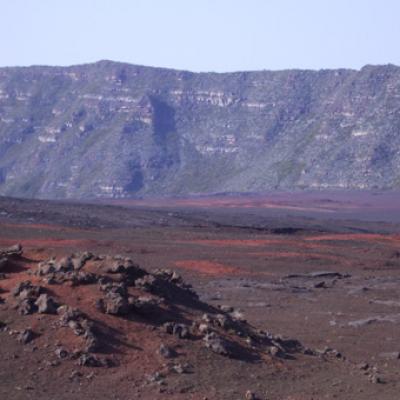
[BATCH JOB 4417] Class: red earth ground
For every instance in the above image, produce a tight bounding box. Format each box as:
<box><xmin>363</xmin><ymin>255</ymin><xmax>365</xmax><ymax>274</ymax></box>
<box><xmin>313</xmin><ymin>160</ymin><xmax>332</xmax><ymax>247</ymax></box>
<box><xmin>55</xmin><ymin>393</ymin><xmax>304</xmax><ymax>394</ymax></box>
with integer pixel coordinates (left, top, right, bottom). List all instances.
<box><xmin>1</xmin><ymin>194</ymin><xmax>400</xmax><ymax>399</ymax></box>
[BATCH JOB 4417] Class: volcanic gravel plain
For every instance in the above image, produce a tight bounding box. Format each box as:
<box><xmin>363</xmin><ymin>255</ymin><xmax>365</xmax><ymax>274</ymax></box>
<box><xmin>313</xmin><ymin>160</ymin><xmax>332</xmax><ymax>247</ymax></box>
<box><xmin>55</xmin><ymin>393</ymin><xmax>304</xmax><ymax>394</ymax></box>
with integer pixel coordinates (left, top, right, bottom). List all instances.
<box><xmin>1</xmin><ymin>192</ymin><xmax>400</xmax><ymax>400</ymax></box>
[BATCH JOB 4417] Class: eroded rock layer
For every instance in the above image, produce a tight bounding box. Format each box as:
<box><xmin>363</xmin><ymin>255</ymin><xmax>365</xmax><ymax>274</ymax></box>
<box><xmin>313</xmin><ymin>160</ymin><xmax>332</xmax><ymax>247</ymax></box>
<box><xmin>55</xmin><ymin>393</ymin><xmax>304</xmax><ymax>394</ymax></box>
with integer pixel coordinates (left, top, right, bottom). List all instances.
<box><xmin>0</xmin><ymin>61</ymin><xmax>399</xmax><ymax>198</ymax></box>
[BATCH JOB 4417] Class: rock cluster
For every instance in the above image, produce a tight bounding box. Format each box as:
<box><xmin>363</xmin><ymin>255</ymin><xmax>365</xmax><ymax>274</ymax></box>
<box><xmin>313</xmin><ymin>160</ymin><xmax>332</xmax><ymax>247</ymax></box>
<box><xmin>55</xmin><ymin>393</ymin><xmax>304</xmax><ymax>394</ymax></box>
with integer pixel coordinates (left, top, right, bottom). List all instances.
<box><xmin>37</xmin><ymin>253</ymin><xmax>98</xmax><ymax>285</ymax></box>
<box><xmin>12</xmin><ymin>282</ymin><xmax>59</xmax><ymax>316</ymax></box>
<box><xmin>2</xmin><ymin>246</ymin><xmax>305</xmax><ymax>372</ymax></box>
<box><xmin>0</xmin><ymin>243</ymin><xmax>23</xmax><ymax>274</ymax></box>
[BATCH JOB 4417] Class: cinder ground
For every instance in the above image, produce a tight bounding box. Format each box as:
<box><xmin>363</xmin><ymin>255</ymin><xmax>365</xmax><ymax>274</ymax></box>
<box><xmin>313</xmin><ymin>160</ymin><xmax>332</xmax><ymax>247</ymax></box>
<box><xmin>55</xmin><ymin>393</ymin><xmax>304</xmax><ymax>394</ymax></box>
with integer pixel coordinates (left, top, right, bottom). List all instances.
<box><xmin>0</xmin><ymin>193</ymin><xmax>400</xmax><ymax>399</ymax></box>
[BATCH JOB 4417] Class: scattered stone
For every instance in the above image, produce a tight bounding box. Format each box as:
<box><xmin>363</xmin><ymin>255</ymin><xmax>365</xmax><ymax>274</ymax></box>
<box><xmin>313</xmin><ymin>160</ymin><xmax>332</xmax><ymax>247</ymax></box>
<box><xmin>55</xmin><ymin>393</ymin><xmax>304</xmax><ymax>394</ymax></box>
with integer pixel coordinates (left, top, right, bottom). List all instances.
<box><xmin>35</xmin><ymin>294</ymin><xmax>58</xmax><ymax>314</ymax></box>
<box><xmin>154</xmin><ymin>269</ymin><xmax>182</xmax><ymax>284</ymax></box>
<box><xmin>147</xmin><ymin>371</ymin><xmax>165</xmax><ymax>384</ymax></box>
<box><xmin>69</xmin><ymin>370</ymin><xmax>83</xmax><ymax>381</ymax></box>
<box><xmin>357</xmin><ymin>362</ymin><xmax>369</xmax><ymax>370</ymax></box>
<box><xmin>370</xmin><ymin>374</ymin><xmax>384</xmax><ymax>384</ymax></box>
<box><xmin>55</xmin><ymin>257</ymin><xmax>74</xmax><ymax>273</ymax></box>
<box><xmin>163</xmin><ymin>322</ymin><xmax>190</xmax><ymax>339</ymax></box>
<box><xmin>84</xmin><ymin>334</ymin><xmax>99</xmax><ymax>353</ymax></box>
<box><xmin>245</xmin><ymin>390</ymin><xmax>256</xmax><ymax>400</ymax></box>
<box><xmin>73</xmin><ymin>252</ymin><xmax>93</xmax><ymax>270</ymax></box>
<box><xmin>46</xmin><ymin>360</ymin><xmax>60</xmax><ymax>367</ymax></box>
<box><xmin>77</xmin><ymin>353</ymin><xmax>103</xmax><ymax>367</ymax></box>
<box><xmin>19</xmin><ymin>286</ymin><xmax>42</xmax><ymax>301</ymax></box>
<box><xmin>132</xmin><ymin>296</ymin><xmax>159</xmax><ymax>313</ymax></box>
<box><xmin>55</xmin><ymin>347</ymin><xmax>69</xmax><ymax>359</ymax></box>
<box><xmin>18</xmin><ymin>329</ymin><xmax>35</xmax><ymax>344</ymax></box>
<box><xmin>38</xmin><ymin>255</ymin><xmax>99</xmax><ymax>286</ymax></box>
<box><xmin>18</xmin><ymin>298</ymin><xmax>37</xmax><ymax>315</ymax></box>
<box><xmin>171</xmin><ymin>363</ymin><xmax>189</xmax><ymax>374</ymax></box>
<box><xmin>106</xmin><ymin>261</ymin><xmax>126</xmax><ymax>274</ymax></box>
<box><xmin>316</xmin><ymin>347</ymin><xmax>342</xmax><ymax>358</ymax></box>
<box><xmin>284</xmin><ymin>271</ymin><xmax>351</xmax><ymax>279</ymax></box>
<box><xmin>37</xmin><ymin>260</ymin><xmax>56</xmax><ymax>276</ymax></box>
<box><xmin>159</xmin><ymin>344</ymin><xmax>177</xmax><ymax>359</ymax></box>
<box><xmin>70</xmin><ymin>271</ymin><xmax>99</xmax><ymax>286</ymax></box>
<box><xmin>303</xmin><ymin>347</ymin><xmax>316</xmax><ymax>356</ymax></box>
<box><xmin>0</xmin><ymin>243</ymin><xmax>23</xmax><ymax>257</ymax></box>
<box><xmin>219</xmin><ymin>305</ymin><xmax>234</xmax><ymax>313</ymax></box>
<box><xmin>12</xmin><ymin>281</ymin><xmax>36</xmax><ymax>297</ymax></box>
<box><xmin>103</xmin><ymin>292</ymin><xmax>130</xmax><ymax>315</ymax></box>
<box><xmin>268</xmin><ymin>346</ymin><xmax>280</xmax><ymax>357</ymax></box>
<box><xmin>173</xmin><ymin>323</ymin><xmax>190</xmax><ymax>339</ymax></box>
<box><xmin>99</xmin><ymin>278</ymin><xmax>124</xmax><ymax>294</ymax></box>
<box><xmin>203</xmin><ymin>332</ymin><xmax>230</xmax><ymax>356</ymax></box>
<box><xmin>197</xmin><ymin>322</ymin><xmax>211</xmax><ymax>335</ymax></box>
<box><xmin>86</xmin><ymin>371</ymin><xmax>95</xmax><ymax>380</ymax></box>
<box><xmin>379</xmin><ymin>351</ymin><xmax>400</xmax><ymax>360</ymax></box>
<box><xmin>106</xmin><ymin>258</ymin><xmax>146</xmax><ymax>282</ymax></box>
<box><xmin>135</xmin><ymin>275</ymin><xmax>156</xmax><ymax>292</ymax></box>
<box><xmin>58</xmin><ymin>306</ymin><xmax>84</xmax><ymax>326</ymax></box>
<box><xmin>230</xmin><ymin>309</ymin><xmax>246</xmax><ymax>322</ymax></box>
<box><xmin>68</xmin><ymin>320</ymin><xmax>85</xmax><ymax>335</ymax></box>
<box><xmin>202</xmin><ymin>313</ymin><xmax>232</xmax><ymax>330</ymax></box>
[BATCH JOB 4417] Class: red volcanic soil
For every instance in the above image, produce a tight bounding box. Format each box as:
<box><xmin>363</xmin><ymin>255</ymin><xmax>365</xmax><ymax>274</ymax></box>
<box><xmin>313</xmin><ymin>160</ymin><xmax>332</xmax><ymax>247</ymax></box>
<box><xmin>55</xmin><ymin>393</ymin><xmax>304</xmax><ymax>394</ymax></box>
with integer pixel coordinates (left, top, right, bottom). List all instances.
<box><xmin>174</xmin><ymin>260</ymin><xmax>240</xmax><ymax>276</ymax></box>
<box><xmin>306</xmin><ymin>233</ymin><xmax>400</xmax><ymax>243</ymax></box>
<box><xmin>0</xmin><ymin>238</ymin><xmax>96</xmax><ymax>248</ymax></box>
<box><xmin>1</xmin><ymin>196</ymin><xmax>400</xmax><ymax>399</ymax></box>
<box><xmin>185</xmin><ymin>239</ymin><xmax>288</xmax><ymax>247</ymax></box>
<box><xmin>0</xmin><ymin>245</ymin><xmax>321</xmax><ymax>400</ymax></box>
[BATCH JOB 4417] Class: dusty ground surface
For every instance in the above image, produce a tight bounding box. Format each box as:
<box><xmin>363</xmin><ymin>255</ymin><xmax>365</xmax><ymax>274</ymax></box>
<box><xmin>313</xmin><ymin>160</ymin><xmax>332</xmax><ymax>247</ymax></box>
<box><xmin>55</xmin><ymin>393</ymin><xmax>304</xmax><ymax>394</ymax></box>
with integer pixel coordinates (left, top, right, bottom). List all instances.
<box><xmin>1</xmin><ymin>194</ymin><xmax>400</xmax><ymax>399</ymax></box>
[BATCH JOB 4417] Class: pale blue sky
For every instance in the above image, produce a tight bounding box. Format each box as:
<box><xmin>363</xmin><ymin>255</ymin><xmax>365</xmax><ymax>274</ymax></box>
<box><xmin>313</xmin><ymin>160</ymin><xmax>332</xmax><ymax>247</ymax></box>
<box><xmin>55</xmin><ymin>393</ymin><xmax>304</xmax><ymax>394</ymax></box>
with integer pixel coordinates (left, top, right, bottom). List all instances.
<box><xmin>1</xmin><ymin>0</ymin><xmax>399</xmax><ymax>71</ymax></box>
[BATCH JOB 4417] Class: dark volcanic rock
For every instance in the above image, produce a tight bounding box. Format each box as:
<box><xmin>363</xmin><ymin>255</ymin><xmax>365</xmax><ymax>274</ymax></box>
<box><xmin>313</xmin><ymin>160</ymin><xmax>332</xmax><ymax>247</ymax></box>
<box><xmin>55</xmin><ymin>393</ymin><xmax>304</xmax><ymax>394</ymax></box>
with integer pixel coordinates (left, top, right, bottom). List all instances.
<box><xmin>103</xmin><ymin>292</ymin><xmax>130</xmax><ymax>315</ymax></box>
<box><xmin>159</xmin><ymin>344</ymin><xmax>177</xmax><ymax>359</ymax></box>
<box><xmin>55</xmin><ymin>347</ymin><xmax>69</xmax><ymax>359</ymax></box>
<box><xmin>0</xmin><ymin>62</ymin><xmax>400</xmax><ymax>199</ymax></box>
<box><xmin>73</xmin><ymin>252</ymin><xmax>93</xmax><ymax>270</ymax></box>
<box><xmin>35</xmin><ymin>294</ymin><xmax>58</xmax><ymax>314</ymax></box>
<box><xmin>18</xmin><ymin>329</ymin><xmax>35</xmax><ymax>344</ymax></box>
<box><xmin>18</xmin><ymin>298</ymin><xmax>37</xmax><ymax>315</ymax></box>
<box><xmin>163</xmin><ymin>322</ymin><xmax>190</xmax><ymax>339</ymax></box>
<box><xmin>77</xmin><ymin>353</ymin><xmax>103</xmax><ymax>367</ymax></box>
<box><xmin>0</xmin><ymin>258</ymin><xmax>8</xmax><ymax>271</ymax></box>
<box><xmin>55</xmin><ymin>257</ymin><xmax>74</xmax><ymax>273</ymax></box>
<box><xmin>0</xmin><ymin>244</ymin><xmax>23</xmax><ymax>257</ymax></box>
<box><xmin>203</xmin><ymin>332</ymin><xmax>230</xmax><ymax>356</ymax></box>
<box><xmin>13</xmin><ymin>281</ymin><xmax>44</xmax><ymax>315</ymax></box>
<box><xmin>58</xmin><ymin>305</ymin><xmax>85</xmax><ymax>326</ymax></box>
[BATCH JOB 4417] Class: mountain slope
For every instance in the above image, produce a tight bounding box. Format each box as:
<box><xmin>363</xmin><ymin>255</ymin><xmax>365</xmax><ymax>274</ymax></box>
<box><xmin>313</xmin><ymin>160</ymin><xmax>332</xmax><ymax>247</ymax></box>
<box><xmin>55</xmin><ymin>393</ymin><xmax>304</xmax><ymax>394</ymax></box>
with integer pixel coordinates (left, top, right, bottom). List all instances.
<box><xmin>0</xmin><ymin>61</ymin><xmax>399</xmax><ymax>199</ymax></box>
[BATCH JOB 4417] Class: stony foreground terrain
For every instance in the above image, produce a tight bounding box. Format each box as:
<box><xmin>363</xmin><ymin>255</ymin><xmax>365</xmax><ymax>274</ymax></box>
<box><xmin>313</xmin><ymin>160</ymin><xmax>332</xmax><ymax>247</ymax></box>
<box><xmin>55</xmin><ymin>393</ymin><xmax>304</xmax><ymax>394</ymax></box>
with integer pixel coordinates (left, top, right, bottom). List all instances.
<box><xmin>0</xmin><ymin>61</ymin><xmax>400</xmax><ymax>198</ymax></box>
<box><xmin>1</xmin><ymin>194</ymin><xmax>400</xmax><ymax>399</ymax></box>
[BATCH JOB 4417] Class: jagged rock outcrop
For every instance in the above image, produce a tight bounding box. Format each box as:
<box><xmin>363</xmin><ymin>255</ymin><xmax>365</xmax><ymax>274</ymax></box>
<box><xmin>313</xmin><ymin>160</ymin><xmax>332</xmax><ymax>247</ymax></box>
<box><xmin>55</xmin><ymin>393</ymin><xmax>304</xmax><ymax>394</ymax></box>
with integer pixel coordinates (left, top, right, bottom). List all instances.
<box><xmin>0</xmin><ymin>60</ymin><xmax>399</xmax><ymax>198</ymax></box>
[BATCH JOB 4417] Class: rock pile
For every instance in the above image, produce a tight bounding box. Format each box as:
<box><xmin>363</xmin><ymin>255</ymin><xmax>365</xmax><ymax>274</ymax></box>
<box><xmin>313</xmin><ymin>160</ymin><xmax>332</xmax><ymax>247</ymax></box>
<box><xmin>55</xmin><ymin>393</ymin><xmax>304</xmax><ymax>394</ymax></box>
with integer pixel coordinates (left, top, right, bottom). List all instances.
<box><xmin>37</xmin><ymin>253</ymin><xmax>98</xmax><ymax>285</ymax></box>
<box><xmin>1</xmin><ymin>246</ymin><xmax>305</xmax><ymax>372</ymax></box>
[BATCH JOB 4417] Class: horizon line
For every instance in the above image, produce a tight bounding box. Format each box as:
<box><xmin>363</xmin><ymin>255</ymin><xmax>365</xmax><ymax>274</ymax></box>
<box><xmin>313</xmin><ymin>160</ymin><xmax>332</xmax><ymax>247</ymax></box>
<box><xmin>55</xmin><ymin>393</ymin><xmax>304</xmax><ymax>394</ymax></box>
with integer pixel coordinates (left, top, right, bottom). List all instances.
<box><xmin>0</xmin><ymin>59</ymin><xmax>399</xmax><ymax>75</ymax></box>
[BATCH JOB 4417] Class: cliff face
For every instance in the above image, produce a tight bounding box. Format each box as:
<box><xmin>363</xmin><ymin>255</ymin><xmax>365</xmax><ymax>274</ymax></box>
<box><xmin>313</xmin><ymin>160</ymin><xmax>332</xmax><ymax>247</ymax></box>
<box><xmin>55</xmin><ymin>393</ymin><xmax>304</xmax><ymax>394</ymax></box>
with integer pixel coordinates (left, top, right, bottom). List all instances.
<box><xmin>0</xmin><ymin>60</ymin><xmax>399</xmax><ymax>199</ymax></box>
